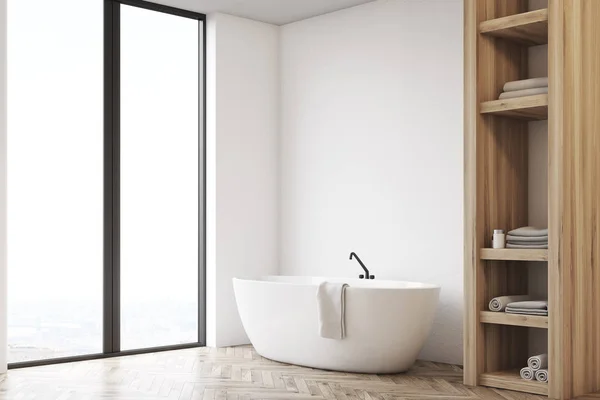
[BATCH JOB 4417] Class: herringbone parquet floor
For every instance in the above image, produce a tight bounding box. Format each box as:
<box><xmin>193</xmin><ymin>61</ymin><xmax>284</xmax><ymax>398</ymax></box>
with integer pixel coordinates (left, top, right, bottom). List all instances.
<box><xmin>0</xmin><ymin>346</ymin><xmax>544</xmax><ymax>400</ymax></box>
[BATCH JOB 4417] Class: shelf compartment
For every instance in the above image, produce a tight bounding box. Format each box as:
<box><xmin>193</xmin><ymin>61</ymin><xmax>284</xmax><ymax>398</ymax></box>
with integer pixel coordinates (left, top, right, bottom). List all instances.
<box><xmin>480</xmin><ymin>248</ymin><xmax>548</xmax><ymax>262</ymax></box>
<box><xmin>479</xmin><ymin>9</ymin><xmax>548</xmax><ymax>46</ymax></box>
<box><xmin>480</xmin><ymin>370</ymin><xmax>548</xmax><ymax>395</ymax></box>
<box><xmin>480</xmin><ymin>311</ymin><xmax>548</xmax><ymax>329</ymax></box>
<box><xmin>480</xmin><ymin>94</ymin><xmax>548</xmax><ymax>120</ymax></box>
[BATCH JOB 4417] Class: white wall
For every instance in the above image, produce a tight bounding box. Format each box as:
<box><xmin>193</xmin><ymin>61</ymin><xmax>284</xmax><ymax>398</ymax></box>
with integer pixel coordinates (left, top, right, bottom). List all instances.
<box><xmin>279</xmin><ymin>0</ymin><xmax>464</xmax><ymax>364</ymax></box>
<box><xmin>206</xmin><ymin>13</ymin><xmax>280</xmax><ymax>347</ymax></box>
<box><xmin>0</xmin><ymin>0</ymin><xmax>7</xmax><ymax>374</ymax></box>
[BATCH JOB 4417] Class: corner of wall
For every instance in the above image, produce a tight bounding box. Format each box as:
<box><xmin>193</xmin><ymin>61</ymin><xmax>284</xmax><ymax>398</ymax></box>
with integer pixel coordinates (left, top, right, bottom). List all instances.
<box><xmin>275</xmin><ymin>23</ymin><xmax>282</xmax><ymax>274</ymax></box>
<box><xmin>204</xmin><ymin>11</ymin><xmax>218</xmax><ymax>348</ymax></box>
<box><xmin>204</xmin><ymin>11</ymin><xmax>280</xmax><ymax>348</ymax></box>
<box><xmin>0</xmin><ymin>0</ymin><xmax>8</xmax><ymax>373</ymax></box>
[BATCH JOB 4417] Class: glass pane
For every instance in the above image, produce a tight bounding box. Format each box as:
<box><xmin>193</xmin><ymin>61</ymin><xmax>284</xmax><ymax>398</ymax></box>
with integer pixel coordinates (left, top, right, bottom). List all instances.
<box><xmin>7</xmin><ymin>0</ymin><xmax>103</xmax><ymax>362</ymax></box>
<box><xmin>120</xmin><ymin>5</ymin><xmax>199</xmax><ymax>350</ymax></box>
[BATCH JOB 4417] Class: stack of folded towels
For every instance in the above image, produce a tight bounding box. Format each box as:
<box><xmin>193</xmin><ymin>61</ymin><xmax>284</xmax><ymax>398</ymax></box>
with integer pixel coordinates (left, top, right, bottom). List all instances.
<box><xmin>489</xmin><ymin>295</ymin><xmax>548</xmax><ymax>317</ymax></box>
<box><xmin>521</xmin><ymin>353</ymin><xmax>549</xmax><ymax>383</ymax></box>
<box><xmin>507</xmin><ymin>226</ymin><xmax>548</xmax><ymax>249</ymax></box>
<box><xmin>498</xmin><ymin>77</ymin><xmax>548</xmax><ymax>99</ymax></box>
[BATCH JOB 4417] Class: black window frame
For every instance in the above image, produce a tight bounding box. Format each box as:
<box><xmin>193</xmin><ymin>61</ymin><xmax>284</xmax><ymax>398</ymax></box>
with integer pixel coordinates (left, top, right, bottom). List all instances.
<box><xmin>8</xmin><ymin>0</ymin><xmax>206</xmax><ymax>369</ymax></box>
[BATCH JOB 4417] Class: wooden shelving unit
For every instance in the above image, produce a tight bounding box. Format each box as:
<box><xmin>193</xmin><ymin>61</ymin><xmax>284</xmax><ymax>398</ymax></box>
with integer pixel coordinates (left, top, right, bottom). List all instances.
<box><xmin>480</xmin><ymin>248</ymin><xmax>548</xmax><ymax>262</ymax></box>
<box><xmin>480</xmin><ymin>371</ymin><xmax>548</xmax><ymax>396</ymax></box>
<box><xmin>480</xmin><ymin>311</ymin><xmax>548</xmax><ymax>329</ymax></box>
<box><xmin>480</xmin><ymin>8</ymin><xmax>548</xmax><ymax>46</ymax></box>
<box><xmin>466</xmin><ymin>1</ymin><xmax>600</xmax><ymax>398</ymax></box>
<box><xmin>480</xmin><ymin>94</ymin><xmax>548</xmax><ymax>120</ymax></box>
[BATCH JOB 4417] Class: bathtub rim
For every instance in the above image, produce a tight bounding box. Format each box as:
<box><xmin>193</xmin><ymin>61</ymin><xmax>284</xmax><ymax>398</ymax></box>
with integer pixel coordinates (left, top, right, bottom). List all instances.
<box><xmin>233</xmin><ymin>276</ymin><xmax>441</xmax><ymax>291</ymax></box>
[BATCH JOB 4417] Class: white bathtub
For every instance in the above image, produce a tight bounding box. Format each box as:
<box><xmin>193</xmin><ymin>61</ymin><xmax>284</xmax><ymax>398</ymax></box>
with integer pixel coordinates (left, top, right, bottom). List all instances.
<box><xmin>233</xmin><ymin>276</ymin><xmax>440</xmax><ymax>374</ymax></box>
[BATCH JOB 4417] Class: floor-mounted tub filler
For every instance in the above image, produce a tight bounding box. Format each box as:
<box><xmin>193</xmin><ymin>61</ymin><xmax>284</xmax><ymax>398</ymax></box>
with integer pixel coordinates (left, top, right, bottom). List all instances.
<box><xmin>233</xmin><ymin>276</ymin><xmax>440</xmax><ymax>374</ymax></box>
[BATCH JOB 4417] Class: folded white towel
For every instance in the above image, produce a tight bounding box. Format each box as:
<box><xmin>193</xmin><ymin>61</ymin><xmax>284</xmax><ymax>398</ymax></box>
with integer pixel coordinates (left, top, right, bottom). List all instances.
<box><xmin>316</xmin><ymin>282</ymin><xmax>349</xmax><ymax>340</ymax></box>
<box><xmin>504</xmin><ymin>77</ymin><xmax>548</xmax><ymax>92</ymax></box>
<box><xmin>499</xmin><ymin>87</ymin><xmax>548</xmax><ymax>99</ymax></box>
<box><xmin>535</xmin><ymin>369</ymin><xmax>549</xmax><ymax>383</ymax></box>
<box><xmin>506</xmin><ymin>308</ymin><xmax>548</xmax><ymax>316</ymax></box>
<box><xmin>520</xmin><ymin>367</ymin><xmax>535</xmax><ymax>381</ymax></box>
<box><xmin>489</xmin><ymin>295</ymin><xmax>532</xmax><ymax>312</ymax></box>
<box><xmin>508</xmin><ymin>227</ymin><xmax>548</xmax><ymax>237</ymax></box>
<box><xmin>528</xmin><ymin>353</ymin><xmax>548</xmax><ymax>370</ymax></box>
<box><xmin>506</xmin><ymin>300</ymin><xmax>548</xmax><ymax>315</ymax></box>
<box><xmin>507</xmin><ymin>243</ymin><xmax>548</xmax><ymax>249</ymax></box>
<box><xmin>507</xmin><ymin>235</ymin><xmax>548</xmax><ymax>243</ymax></box>
<box><xmin>507</xmin><ymin>241</ymin><xmax>548</xmax><ymax>246</ymax></box>
<box><xmin>508</xmin><ymin>300</ymin><xmax>548</xmax><ymax>310</ymax></box>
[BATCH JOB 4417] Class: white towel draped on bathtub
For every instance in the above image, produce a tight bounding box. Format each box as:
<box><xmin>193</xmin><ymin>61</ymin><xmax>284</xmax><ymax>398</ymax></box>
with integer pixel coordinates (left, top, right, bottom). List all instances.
<box><xmin>316</xmin><ymin>282</ymin><xmax>349</xmax><ymax>340</ymax></box>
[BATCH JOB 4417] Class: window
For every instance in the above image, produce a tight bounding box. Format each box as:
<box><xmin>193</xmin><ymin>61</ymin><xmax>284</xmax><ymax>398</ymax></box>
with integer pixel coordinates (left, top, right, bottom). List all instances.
<box><xmin>120</xmin><ymin>4</ymin><xmax>200</xmax><ymax>350</ymax></box>
<box><xmin>7</xmin><ymin>0</ymin><xmax>205</xmax><ymax>366</ymax></box>
<box><xmin>7</xmin><ymin>0</ymin><xmax>104</xmax><ymax>363</ymax></box>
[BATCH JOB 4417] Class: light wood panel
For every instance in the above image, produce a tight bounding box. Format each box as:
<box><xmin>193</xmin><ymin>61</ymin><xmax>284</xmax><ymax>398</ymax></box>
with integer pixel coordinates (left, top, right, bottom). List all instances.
<box><xmin>548</xmin><ymin>1</ymin><xmax>565</xmax><ymax>397</ymax></box>
<box><xmin>549</xmin><ymin>0</ymin><xmax>600</xmax><ymax>398</ymax></box>
<box><xmin>463</xmin><ymin>0</ymin><xmax>478</xmax><ymax>386</ymax></box>
<box><xmin>480</xmin><ymin>94</ymin><xmax>549</xmax><ymax>120</ymax></box>
<box><xmin>480</xmin><ymin>248</ymin><xmax>548</xmax><ymax>261</ymax></box>
<box><xmin>464</xmin><ymin>0</ymin><xmax>530</xmax><ymax>388</ymax></box>
<box><xmin>480</xmin><ymin>9</ymin><xmax>549</xmax><ymax>46</ymax></box>
<box><xmin>480</xmin><ymin>311</ymin><xmax>548</xmax><ymax>329</ymax></box>
<box><xmin>480</xmin><ymin>370</ymin><xmax>549</xmax><ymax>396</ymax></box>
<box><xmin>0</xmin><ymin>346</ymin><xmax>548</xmax><ymax>400</ymax></box>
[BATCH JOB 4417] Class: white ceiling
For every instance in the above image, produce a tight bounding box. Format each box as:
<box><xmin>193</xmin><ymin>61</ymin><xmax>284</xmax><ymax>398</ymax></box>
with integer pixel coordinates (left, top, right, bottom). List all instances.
<box><xmin>146</xmin><ymin>0</ymin><xmax>376</xmax><ymax>25</ymax></box>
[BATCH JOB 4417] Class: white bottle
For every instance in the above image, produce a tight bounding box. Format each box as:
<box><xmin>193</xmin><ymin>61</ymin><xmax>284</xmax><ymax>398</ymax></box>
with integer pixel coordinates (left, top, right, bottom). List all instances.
<box><xmin>492</xmin><ymin>229</ymin><xmax>506</xmax><ymax>249</ymax></box>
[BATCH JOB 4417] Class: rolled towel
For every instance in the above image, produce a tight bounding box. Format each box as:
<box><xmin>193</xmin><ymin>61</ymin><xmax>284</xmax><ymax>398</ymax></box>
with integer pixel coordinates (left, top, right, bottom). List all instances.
<box><xmin>489</xmin><ymin>295</ymin><xmax>532</xmax><ymax>312</ymax></box>
<box><xmin>508</xmin><ymin>227</ymin><xmax>548</xmax><ymax>237</ymax></box>
<box><xmin>507</xmin><ymin>243</ymin><xmax>548</xmax><ymax>249</ymax></box>
<box><xmin>528</xmin><ymin>353</ymin><xmax>548</xmax><ymax>370</ymax></box>
<box><xmin>504</xmin><ymin>77</ymin><xmax>548</xmax><ymax>92</ymax></box>
<box><xmin>499</xmin><ymin>87</ymin><xmax>548</xmax><ymax>99</ymax></box>
<box><xmin>507</xmin><ymin>235</ymin><xmax>548</xmax><ymax>243</ymax></box>
<box><xmin>535</xmin><ymin>369</ymin><xmax>549</xmax><ymax>383</ymax></box>
<box><xmin>520</xmin><ymin>367</ymin><xmax>535</xmax><ymax>381</ymax></box>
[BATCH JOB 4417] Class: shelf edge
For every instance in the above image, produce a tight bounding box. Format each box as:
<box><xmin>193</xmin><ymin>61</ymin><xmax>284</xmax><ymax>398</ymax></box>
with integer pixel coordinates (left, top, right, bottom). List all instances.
<box><xmin>480</xmin><ymin>311</ymin><xmax>548</xmax><ymax>329</ymax></box>
<box><xmin>480</xmin><ymin>248</ymin><xmax>548</xmax><ymax>261</ymax></box>
<box><xmin>480</xmin><ymin>94</ymin><xmax>548</xmax><ymax>116</ymax></box>
<box><xmin>480</xmin><ymin>371</ymin><xmax>548</xmax><ymax>396</ymax></box>
<box><xmin>479</xmin><ymin>9</ymin><xmax>548</xmax><ymax>33</ymax></box>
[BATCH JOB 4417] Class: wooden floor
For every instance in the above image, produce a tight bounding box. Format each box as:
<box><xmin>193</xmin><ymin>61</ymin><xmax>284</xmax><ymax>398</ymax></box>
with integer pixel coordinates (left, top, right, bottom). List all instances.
<box><xmin>0</xmin><ymin>346</ymin><xmax>545</xmax><ymax>399</ymax></box>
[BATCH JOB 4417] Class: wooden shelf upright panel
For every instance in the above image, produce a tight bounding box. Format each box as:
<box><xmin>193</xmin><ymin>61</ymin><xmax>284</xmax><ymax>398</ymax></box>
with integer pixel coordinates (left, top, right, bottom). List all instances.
<box><xmin>464</xmin><ymin>0</ymin><xmax>530</xmax><ymax>391</ymax></box>
<box><xmin>548</xmin><ymin>0</ymin><xmax>600</xmax><ymax>398</ymax></box>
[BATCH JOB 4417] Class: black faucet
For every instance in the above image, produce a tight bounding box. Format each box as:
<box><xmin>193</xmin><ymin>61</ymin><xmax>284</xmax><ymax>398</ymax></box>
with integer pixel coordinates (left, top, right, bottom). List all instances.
<box><xmin>349</xmin><ymin>252</ymin><xmax>375</xmax><ymax>279</ymax></box>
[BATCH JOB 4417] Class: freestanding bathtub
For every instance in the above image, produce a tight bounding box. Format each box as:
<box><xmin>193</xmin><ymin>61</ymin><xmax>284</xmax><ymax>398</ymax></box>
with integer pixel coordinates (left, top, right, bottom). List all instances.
<box><xmin>233</xmin><ymin>276</ymin><xmax>440</xmax><ymax>374</ymax></box>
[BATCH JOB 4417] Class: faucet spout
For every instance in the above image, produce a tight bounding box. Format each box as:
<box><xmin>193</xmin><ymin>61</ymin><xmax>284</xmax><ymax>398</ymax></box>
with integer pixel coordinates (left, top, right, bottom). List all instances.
<box><xmin>349</xmin><ymin>252</ymin><xmax>374</xmax><ymax>279</ymax></box>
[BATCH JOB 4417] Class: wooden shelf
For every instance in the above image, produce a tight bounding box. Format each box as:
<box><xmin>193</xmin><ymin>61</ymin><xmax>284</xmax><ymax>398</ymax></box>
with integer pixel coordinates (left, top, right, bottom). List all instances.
<box><xmin>480</xmin><ymin>311</ymin><xmax>548</xmax><ymax>329</ymax></box>
<box><xmin>480</xmin><ymin>94</ymin><xmax>548</xmax><ymax>120</ymax></box>
<box><xmin>480</xmin><ymin>248</ymin><xmax>548</xmax><ymax>261</ymax></box>
<box><xmin>480</xmin><ymin>9</ymin><xmax>548</xmax><ymax>46</ymax></box>
<box><xmin>480</xmin><ymin>370</ymin><xmax>548</xmax><ymax>396</ymax></box>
